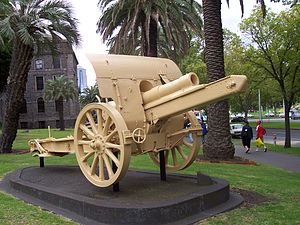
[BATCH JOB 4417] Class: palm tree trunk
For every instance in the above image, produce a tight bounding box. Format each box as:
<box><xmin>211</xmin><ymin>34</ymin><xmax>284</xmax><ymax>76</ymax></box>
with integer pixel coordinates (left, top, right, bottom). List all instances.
<box><xmin>202</xmin><ymin>0</ymin><xmax>234</xmax><ymax>159</ymax></box>
<box><xmin>58</xmin><ymin>97</ymin><xmax>65</xmax><ymax>131</ymax></box>
<box><xmin>0</xmin><ymin>39</ymin><xmax>34</xmax><ymax>153</ymax></box>
<box><xmin>148</xmin><ymin>17</ymin><xmax>158</xmax><ymax>57</ymax></box>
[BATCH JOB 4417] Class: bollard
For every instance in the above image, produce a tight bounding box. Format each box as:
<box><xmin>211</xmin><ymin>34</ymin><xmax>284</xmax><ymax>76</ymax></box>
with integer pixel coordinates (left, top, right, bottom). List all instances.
<box><xmin>273</xmin><ymin>133</ymin><xmax>277</xmax><ymax>145</ymax></box>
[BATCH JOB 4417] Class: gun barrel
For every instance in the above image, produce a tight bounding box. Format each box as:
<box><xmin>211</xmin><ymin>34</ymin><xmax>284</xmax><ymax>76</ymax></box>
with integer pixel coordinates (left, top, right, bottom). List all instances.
<box><xmin>144</xmin><ymin>75</ymin><xmax>247</xmax><ymax>123</ymax></box>
<box><xmin>142</xmin><ymin>73</ymin><xmax>199</xmax><ymax>104</ymax></box>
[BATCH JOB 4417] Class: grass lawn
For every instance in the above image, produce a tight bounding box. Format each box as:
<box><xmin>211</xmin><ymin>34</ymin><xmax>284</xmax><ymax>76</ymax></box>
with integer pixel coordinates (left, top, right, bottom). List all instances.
<box><xmin>248</xmin><ymin>121</ymin><xmax>300</xmax><ymax>129</ymax></box>
<box><xmin>0</xmin><ymin>129</ymin><xmax>299</xmax><ymax>224</ymax></box>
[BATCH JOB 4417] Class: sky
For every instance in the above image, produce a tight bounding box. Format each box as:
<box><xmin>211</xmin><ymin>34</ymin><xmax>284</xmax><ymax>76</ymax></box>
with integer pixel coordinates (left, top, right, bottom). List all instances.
<box><xmin>71</xmin><ymin>0</ymin><xmax>289</xmax><ymax>87</ymax></box>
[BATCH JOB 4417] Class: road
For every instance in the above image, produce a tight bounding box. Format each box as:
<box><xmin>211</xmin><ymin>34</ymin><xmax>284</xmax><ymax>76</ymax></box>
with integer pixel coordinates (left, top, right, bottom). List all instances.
<box><xmin>259</xmin><ymin>128</ymin><xmax>300</xmax><ymax>147</ymax></box>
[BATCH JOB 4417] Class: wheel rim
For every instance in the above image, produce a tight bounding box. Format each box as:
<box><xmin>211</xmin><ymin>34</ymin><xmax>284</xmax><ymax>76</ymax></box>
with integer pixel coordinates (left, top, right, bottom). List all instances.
<box><xmin>149</xmin><ymin>111</ymin><xmax>200</xmax><ymax>171</ymax></box>
<box><xmin>74</xmin><ymin>103</ymin><xmax>131</xmax><ymax>187</ymax></box>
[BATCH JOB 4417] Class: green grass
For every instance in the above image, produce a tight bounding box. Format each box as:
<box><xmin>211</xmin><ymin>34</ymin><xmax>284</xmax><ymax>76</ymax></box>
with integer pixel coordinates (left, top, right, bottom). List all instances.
<box><xmin>0</xmin><ymin>129</ymin><xmax>300</xmax><ymax>224</ymax></box>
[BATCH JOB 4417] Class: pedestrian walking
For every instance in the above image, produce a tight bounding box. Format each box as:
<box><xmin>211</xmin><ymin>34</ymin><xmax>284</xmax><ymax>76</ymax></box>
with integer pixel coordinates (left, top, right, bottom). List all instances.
<box><xmin>201</xmin><ymin>121</ymin><xmax>208</xmax><ymax>144</ymax></box>
<box><xmin>255</xmin><ymin>120</ymin><xmax>267</xmax><ymax>152</ymax></box>
<box><xmin>241</xmin><ymin>120</ymin><xmax>253</xmax><ymax>153</ymax></box>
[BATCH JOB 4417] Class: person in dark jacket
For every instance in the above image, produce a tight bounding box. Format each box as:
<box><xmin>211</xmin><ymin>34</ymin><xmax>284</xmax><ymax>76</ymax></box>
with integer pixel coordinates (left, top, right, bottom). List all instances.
<box><xmin>241</xmin><ymin>120</ymin><xmax>253</xmax><ymax>153</ymax></box>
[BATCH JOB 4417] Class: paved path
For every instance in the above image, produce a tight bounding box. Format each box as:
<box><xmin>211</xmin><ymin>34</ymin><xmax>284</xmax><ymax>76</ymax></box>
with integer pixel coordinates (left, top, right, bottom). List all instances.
<box><xmin>235</xmin><ymin>146</ymin><xmax>300</xmax><ymax>173</ymax></box>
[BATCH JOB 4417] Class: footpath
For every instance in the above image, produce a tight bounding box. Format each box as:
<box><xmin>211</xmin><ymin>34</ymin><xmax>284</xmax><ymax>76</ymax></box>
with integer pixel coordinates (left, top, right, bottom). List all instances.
<box><xmin>235</xmin><ymin>146</ymin><xmax>300</xmax><ymax>173</ymax></box>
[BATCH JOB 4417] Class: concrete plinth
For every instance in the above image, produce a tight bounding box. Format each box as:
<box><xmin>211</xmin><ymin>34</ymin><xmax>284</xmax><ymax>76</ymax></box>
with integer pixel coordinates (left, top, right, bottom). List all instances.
<box><xmin>0</xmin><ymin>166</ymin><xmax>243</xmax><ymax>225</ymax></box>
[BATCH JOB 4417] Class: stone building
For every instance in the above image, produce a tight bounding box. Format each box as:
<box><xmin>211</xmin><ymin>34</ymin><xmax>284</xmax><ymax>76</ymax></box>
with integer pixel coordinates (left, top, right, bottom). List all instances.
<box><xmin>3</xmin><ymin>41</ymin><xmax>80</xmax><ymax>129</ymax></box>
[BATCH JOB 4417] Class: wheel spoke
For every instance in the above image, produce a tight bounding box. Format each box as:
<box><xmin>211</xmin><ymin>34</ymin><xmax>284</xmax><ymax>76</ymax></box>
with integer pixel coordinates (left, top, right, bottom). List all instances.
<box><xmin>96</xmin><ymin>109</ymin><xmax>103</xmax><ymax>134</ymax></box>
<box><xmin>171</xmin><ymin>148</ymin><xmax>178</xmax><ymax>166</ymax></box>
<box><xmin>90</xmin><ymin>153</ymin><xmax>99</xmax><ymax>175</ymax></box>
<box><xmin>165</xmin><ymin>150</ymin><xmax>169</xmax><ymax>165</ymax></box>
<box><xmin>183</xmin><ymin>139</ymin><xmax>193</xmax><ymax>148</ymax></box>
<box><xmin>86</xmin><ymin>111</ymin><xmax>98</xmax><ymax>134</ymax></box>
<box><xmin>78</xmin><ymin>140</ymin><xmax>92</xmax><ymax>145</ymax></box>
<box><xmin>103</xmin><ymin>153</ymin><xmax>114</xmax><ymax>178</ymax></box>
<box><xmin>103</xmin><ymin>116</ymin><xmax>112</xmax><ymax>136</ymax></box>
<box><xmin>106</xmin><ymin>129</ymin><xmax>117</xmax><ymax>142</ymax></box>
<box><xmin>81</xmin><ymin>151</ymin><xmax>94</xmax><ymax>162</ymax></box>
<box><xmin>99</xmin><ymin>156</ymin><xmax>104</xmax><ymax>181</ymax></box>
<box><xmin>106</xmin><ymin>142</ymin><xmax>121</xmax><ymax>150</ymax></box>
<box><xmin>80</xmin><ymin>124</ymin><xmax>95</xmax><ymax>139</ymax></box>
<box><xmin>177</xmin><ymin>146</ymin><xmax>188</xmax><ymax>160</ymax></box>
<box><xmin>105</xmin><ymin>149</ymin><xmax>120</xmax><ymax>168</ymax></box>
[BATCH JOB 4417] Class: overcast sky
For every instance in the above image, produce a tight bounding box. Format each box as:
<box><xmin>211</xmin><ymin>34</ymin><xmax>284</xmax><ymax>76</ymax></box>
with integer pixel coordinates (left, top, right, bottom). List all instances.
<box><xmin>71</xmin><ymin>0</ymin><xmax>289</xmax><ymax>86</ymax></box>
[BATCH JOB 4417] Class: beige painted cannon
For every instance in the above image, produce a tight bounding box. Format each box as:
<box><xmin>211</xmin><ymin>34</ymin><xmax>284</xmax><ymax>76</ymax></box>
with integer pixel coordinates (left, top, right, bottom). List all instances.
<box><xmin>29</xmin><ymin>54</ymin><xmax>247</xmax><ymax>187</ymax></box>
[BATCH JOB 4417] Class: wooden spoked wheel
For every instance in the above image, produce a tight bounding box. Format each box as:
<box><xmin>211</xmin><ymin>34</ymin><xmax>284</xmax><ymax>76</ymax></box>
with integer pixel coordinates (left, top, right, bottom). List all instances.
<box><xmin>149</xmin><ymin>111</ymin><xmax>201</xmax><ymax>171</ymax></box>
<box><xmin>74</xmin><ymin>103</ymin><xmax>131</xmax><ymax>187</ymax></box>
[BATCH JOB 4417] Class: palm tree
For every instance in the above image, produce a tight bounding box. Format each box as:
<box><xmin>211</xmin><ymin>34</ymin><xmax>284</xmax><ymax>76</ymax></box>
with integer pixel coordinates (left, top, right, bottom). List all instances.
<box><xmin>79</xmin><ymin>84</ymin><xmax>101</xmax><ymax>107</ymax></box>
<box><xmin>201</xmin><ymin>0</ymin><xmax>268</xmax><ymax>159</ymax></box>
<box><xmin>0</xmin><ymin>0</ymin><xmax>80</xmax><ymax>153</ymax></box>
<box><xmin>97</xmin><ymin>0</ymin><xmax>203</xmax><ymax>58</ymax></box>
<box><xmin>44</xmin><ymin>75</ymin><xmax>78</xmax><ymax>131</ymax></box>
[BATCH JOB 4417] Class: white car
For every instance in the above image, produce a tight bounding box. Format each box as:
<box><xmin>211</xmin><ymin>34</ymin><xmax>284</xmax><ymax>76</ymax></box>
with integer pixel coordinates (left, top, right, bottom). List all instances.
<box><xmin>279</xmin><ymin>112</ymin><xmax>292</xmax><ymax>118</ymax></box>
<box><xmin>291</xmin><ymin>110</ymin><xmax>300</xmax><ymax>120</ymax></box>
<box><xmin>265</xmin><ymin>112</ymin><xmax>275</xmax><ymax>117</ymax></box>
<box><xmin>230</xmin><ymin>124</ymin><xmax>243</xmax><ymax>138</ymax></box>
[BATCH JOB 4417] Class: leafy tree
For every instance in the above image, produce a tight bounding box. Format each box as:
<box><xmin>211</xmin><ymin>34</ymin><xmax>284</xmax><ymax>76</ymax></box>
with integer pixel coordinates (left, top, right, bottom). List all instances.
<box><xmin>44</xmin><ymin>75</ymin><xmax>78</xmax><ymax>131</ymax></box>
<box><xmin>0</xmin><ymin>0</ymin><xmax>80</xmax><ymax>153</ymax></box>
<box><xmin>97</xmin><ymin>0</ymin><xmax>203</xmax><ymax>59</ymax></box>
<box><xmin>79</xmin><ymin>84</ymin><xmax>101</xmax><ymax>107</ymax></box>
<box><xmin>240</xmin><ymin>6</ymin><xmax>300</xmax><ymax>147</ymax></box>
<box><xmin>224</xmin><ymin>30</ymin><xmax>258</xmax><ymax>119</ymax></box>
<box><xmin>180</xmin><ymin>37</ymin><xmax>207</xmax><ymax>83</ymax></box>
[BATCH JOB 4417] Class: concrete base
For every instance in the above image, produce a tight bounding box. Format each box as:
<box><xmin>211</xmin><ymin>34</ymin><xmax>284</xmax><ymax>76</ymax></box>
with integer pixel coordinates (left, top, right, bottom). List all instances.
<box><xmin>0</xmin><ymin>166</ymin><xmax>243</xmax><ymax>225</ymax></box>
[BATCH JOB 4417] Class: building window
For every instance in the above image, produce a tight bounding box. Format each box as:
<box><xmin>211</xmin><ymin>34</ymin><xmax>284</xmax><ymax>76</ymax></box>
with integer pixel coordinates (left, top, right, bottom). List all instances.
<box><xmin>38</xmin><ymin>121</ymin><xmax>46</xmax><ymax>128</ymax></box>
<box><xmin>36</xmin><ymin>76</ymin><xmax>44</xmax><ymax>90</ymax></box>
<box><xmin>35</xmin><ymin>59</ymin><xmax>43</xmax><ymax>70</ymax></box>
<box><xmin>53</xmin><ymin>56</ymin><xmax>61</xmax><ymax>69</ymax></box>
<box><xmin>20</xmin><ymin>98</ymin><xmax>27</xmax><ymax>114</ymax></box>
<box><xmin>37</xmin><ymin>98</ymin><xmax>45</xmax><ymax>112</ymax></box>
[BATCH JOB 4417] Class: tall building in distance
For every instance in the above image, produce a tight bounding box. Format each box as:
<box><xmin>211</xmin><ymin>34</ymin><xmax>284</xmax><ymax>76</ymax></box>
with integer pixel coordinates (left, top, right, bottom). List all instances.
<box><xmin>77</xmin><ymin>66</ymin><xmax>88</xmax><ymax>93</ymax></box>
<box><xmin>0</xmin><ymin>40</ymin><xmax>80</xmax><ymax>129</ymax></box>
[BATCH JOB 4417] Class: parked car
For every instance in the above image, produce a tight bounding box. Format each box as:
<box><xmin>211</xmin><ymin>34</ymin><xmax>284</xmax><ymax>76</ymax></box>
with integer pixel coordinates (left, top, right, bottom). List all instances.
<box><xmin>291</xmin><ymin>110</ymin><xmax>300</xmax><ymax>120</ymax></box>
<box><xmin>231</xmin><ymin>116</ymin><xmax>245</xmax><ymax>123</ymax></box>
<box><xmin>230</xmin><ymin>123</ymin><xmax>243</xmax><ymax>138</ymax></box>
<box><xmin>265</xmin><ymin>112</ymin><xmax>275</xmax><ymax>117</ymax></box>
<box><xmin>279</xmin><ymin>112</ymin><xmax>292</xmax><ymax>118</ymax></box>
<box><xmin>247</xmin><ymin>113</ymin><xmax>254</xmax><ymax>118</ymax></box>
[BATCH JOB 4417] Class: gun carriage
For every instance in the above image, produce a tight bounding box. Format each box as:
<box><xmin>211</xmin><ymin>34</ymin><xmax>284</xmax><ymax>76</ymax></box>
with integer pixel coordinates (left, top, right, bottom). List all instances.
<box><xmin>29</xmin><ymin>54</ymin><xmax>246</xmax><ymax>188</ymax></box>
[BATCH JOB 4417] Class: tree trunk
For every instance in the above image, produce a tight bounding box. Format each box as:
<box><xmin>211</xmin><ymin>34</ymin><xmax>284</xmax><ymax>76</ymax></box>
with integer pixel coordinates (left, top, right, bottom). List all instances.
<box><xmin>57</xmin><ymin>97</ymin><xmax>65</xmax><ymax>131</ymax></box>
<box><xmin>0</xmin><ymin>39</ymin><xmax>34</xmax><ymax>153</ymax></box>
<box><xmin>283</xmin><ymin>98</ymin><xmax>291</xmax><ymax>148</ymax></box>
<box><xmin>148</xmin><ymin>17</ymin><xmax>158</xmax><ymax>57</ymax></box>
<box><xmin>202</xmin><ymin>0</ymin><xmax>234</xmax><ymax>159</ymax></box>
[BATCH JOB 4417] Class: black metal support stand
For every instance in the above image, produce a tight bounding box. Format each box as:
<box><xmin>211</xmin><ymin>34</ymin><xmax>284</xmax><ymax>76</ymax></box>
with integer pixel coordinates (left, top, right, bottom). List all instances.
<box><xmin>39</xmin><ymin>157</ymin><xmax>44</xmax><ymax>168</ymax></box>
<box><xmin>112</xmin><ymin>152</ymin><xmax>119</xmax><ymax>192</ymax></box>
<box><xmin>159</xmin><ymin>151</ymin><xmax>166</xmax><ymax>181</ymax></box>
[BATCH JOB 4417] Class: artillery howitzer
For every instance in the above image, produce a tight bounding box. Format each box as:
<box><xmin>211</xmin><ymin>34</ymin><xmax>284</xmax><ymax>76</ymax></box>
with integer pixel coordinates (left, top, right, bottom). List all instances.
<box><xmin>29</xmin><ymin>54</ymin><xmax>246</xmax><ymax>188</ymax></box>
